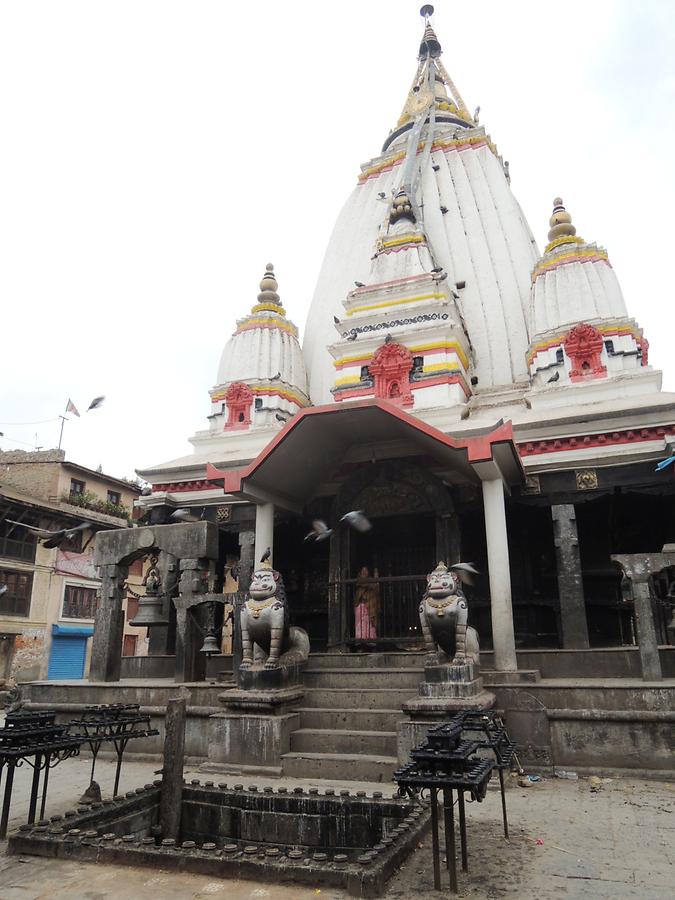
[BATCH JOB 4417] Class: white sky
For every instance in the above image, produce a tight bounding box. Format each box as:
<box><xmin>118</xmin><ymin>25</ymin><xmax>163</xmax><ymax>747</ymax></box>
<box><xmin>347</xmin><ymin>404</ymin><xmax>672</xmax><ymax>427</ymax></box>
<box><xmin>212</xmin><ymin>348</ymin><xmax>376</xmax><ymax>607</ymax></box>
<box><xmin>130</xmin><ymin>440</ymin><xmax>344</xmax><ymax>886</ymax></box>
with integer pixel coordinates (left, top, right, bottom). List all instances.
<box><xmin>1</xmin><ymin>1</ymin><xmax>674</xmax><ymax>481</ymax></box>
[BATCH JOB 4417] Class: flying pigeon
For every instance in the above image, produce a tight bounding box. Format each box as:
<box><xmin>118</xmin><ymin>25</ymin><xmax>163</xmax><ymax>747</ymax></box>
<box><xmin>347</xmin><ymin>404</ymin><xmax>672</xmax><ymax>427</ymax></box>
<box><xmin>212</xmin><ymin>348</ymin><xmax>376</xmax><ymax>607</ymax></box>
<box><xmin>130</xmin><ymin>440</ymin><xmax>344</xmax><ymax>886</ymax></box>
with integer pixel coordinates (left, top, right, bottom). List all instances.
<box><xmin>354</xmin><ymin>281</ymin><xmax>365</xmax><ymax>288</ymax></box>
<box><xmin>0</xmin><ymin>584</ymin><xmax>7</xmax><ymax>596</ymax></box>
<box><xmin>340</xmin><ymin>510</ymin><xmax>372</xmax><ymax>533</ymax></box>
<box><xmin>87</xmin><ymin>396</ymin><xmax>105</xmax><ymax>411</ymax></box>
<box><xmin>304</xmin><ymin>519</ymin><xmax>333</xmax><ymax>542</ymax></box>
<box><xmin>6</xmin><ymin>519</ymin><xmax>91</xmax><ymax>549</ymax></box>
<box><xmin>547</xmin><ymin>370</ymin><xmax>560</xmax><ymax>384</ymax></box>
<box><xmin>170</xmin><ymin>508</ymin><xmax>204</xmax><ymax>523</ymax></box>
<box><xmin>655</xmin><ymin>455</ymin><xmax>675</xmax><ymax>472</ymax></box>
<box><xmin>450</xmin><ymin>562</ymin><xmax>480</xmax><ymax>586</ymax></box>
<box><xmin>260</xmin><ymin>547</ymin><xmax>271</xmax><ymax>563</ymax></box>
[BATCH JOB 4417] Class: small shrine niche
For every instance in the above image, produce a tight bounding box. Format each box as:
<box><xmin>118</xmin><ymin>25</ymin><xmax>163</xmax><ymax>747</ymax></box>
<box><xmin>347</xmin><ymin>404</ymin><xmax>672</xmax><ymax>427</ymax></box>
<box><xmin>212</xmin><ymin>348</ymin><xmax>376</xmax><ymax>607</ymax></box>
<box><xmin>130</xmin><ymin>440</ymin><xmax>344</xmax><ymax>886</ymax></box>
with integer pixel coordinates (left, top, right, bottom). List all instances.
<box><xmin>563</xmin><ymin>323</ymin><xmax>607</xmax><ymax>382</ymax></box>
<box><xmin>370</xmin><ymin>341</ymin><xmax>414</xmax><ymax>407</ymax></box>
<box><xmin>224</xmin><ymin>381</ymin><xmax>254</xmax><ymax>429</ymax></box>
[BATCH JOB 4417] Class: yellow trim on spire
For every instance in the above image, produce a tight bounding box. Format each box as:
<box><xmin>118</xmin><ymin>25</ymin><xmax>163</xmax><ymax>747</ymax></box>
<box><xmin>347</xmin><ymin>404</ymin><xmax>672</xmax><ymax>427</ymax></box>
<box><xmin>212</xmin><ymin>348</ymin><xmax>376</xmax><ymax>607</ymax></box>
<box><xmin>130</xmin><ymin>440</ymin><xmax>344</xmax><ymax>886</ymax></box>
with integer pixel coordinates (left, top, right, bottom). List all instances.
<box><xmin>346</xmin><ymin>292</ymin><xmax>445</xmax><ymax>317</ymax></box>
<box><xmin>379</xmin><ymin>234</ymin><xmax>426</xmax><ymax>249</ymax></box>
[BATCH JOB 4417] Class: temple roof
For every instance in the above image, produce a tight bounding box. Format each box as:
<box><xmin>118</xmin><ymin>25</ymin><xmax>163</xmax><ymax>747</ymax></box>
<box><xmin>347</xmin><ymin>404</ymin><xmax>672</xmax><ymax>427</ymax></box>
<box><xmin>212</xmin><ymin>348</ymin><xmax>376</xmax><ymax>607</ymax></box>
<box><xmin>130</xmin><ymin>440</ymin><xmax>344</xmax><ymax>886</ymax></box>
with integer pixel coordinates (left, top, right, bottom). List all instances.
<box><xmin>302</xmin><ymin>9</ymin><xmax>539</xmax><ymax>407</ymax></box>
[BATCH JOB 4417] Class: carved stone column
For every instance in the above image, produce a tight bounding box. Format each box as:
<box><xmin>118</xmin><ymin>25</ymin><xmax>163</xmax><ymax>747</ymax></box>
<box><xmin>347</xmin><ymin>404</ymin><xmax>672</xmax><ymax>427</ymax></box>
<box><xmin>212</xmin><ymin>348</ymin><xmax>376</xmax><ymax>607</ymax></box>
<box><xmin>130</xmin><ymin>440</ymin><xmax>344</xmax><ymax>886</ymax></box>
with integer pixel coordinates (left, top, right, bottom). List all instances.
<box><xmin>233</xmin><ymin>530</ymin><xmax>255</xmax><ymax>675</ymax></box>
<box><xmin>148</xmin><ymin>552</ymin><xmax>178</xmax><ymax>656</ymax></box>
<box><xmin>174</xmin><ymin>558</ymin><xmax>208</xmax><ymax>683</ymax></box>
<box><xmin>90</xmin><ymin>563</ymin><xmax>127</xmax><ymax>682</ymax></box>
<box><xmin>551</xmin><ymin>504</ymin><xmax>589</xmax><ymax>649</ymax></box>
<box><xmin>612</xmin><ymin>552</ymin><xmax>668</xmax><ymax>682</ymax></box>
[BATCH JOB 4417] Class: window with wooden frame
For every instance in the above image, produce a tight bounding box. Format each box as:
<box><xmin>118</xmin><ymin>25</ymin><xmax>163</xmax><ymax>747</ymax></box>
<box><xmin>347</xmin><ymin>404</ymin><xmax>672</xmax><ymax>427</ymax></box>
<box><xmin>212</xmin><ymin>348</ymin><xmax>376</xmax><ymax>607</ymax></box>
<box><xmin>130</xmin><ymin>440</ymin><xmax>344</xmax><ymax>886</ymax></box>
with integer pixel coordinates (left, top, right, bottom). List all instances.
<box><xmin>0</xmin><ymin>519</ymin><xmax>38</xmax><ymax>563</ymax></box>
<box><xmin>0</xmin><ymin>569</ymin><xmax>34</xmax><ymax>617</ymax></box>
<box><xmin>70</xmin><ymin>479</ymin><xmax>86</xmax><ymax>496</ymax></box>
<box><xmin>62</xmin><ymin>584</ymin><xmax>98</xmax><ymax>619</ymax></box>
<box><xmin>106</xmin><ymin>490</ymin><xmax>121</xmax><ymax>506</ymax></box>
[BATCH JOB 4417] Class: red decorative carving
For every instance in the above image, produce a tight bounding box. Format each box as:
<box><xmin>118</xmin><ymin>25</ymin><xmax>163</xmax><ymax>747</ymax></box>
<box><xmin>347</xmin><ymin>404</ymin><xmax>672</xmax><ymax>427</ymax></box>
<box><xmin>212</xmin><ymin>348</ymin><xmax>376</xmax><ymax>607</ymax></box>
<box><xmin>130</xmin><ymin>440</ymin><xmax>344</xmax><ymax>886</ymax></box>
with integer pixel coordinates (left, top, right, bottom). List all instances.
<box><xmin>517</xmin><ymin>424</ymin><xmax>675</xmax><ymax>457</ymax></box>
<box><xmin>224</xmin><ymin>381</ymin><xmax>253</xmax><ymax>429</ymax></box>
<box><xmin>638</xmin><ymin>337</ymin><xmax>649</xmax><ymax>367</ymax></box>
<box><xmin>369</xmin><ymin>342</ymin><xmax>414</xmax><ymax>407</ymax></box>
<box><xmin>563</xmin><ymin>323</ymin><xmax>607</xmax><ymax>382</ymax></box>
<box><xmin>152</xmin><ymin>480</ymin><xmax>213</xmax><ymax>492</ymax></box>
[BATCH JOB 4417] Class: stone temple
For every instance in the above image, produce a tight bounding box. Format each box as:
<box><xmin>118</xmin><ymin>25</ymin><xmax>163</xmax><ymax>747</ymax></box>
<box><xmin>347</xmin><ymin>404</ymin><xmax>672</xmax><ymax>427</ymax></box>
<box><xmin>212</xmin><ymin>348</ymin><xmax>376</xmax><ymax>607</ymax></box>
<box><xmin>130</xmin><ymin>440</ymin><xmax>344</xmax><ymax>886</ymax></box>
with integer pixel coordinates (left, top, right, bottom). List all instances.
<box><xmin>25</xmin><ymin>8</ymin><xmax>674</xmax><ymax>780</ymax></box>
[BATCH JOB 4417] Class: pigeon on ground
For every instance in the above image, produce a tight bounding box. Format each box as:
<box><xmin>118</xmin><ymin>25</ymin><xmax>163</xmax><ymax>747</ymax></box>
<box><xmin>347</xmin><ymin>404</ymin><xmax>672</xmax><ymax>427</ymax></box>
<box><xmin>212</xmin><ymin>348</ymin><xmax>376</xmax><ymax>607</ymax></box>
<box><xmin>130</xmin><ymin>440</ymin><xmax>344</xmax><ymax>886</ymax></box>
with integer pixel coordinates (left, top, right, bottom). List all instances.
<box><xmin>304</xmin><ymin>519</ymin><xmax>333</xmax><ymax>542</ymax></box>
<box><xmin>87</xmin><ymin>396</ymin><xmax>105</xmax><ymax>411</ymax></box>
<box><xmin>340</xmin><ymin>510</ymin><xmax>372</xmax><ymax>533</ymax></box>
<box><xmin>547</xmin><ymin>370</ymin><xmax>560</xmax><ymax>384</ymax></box>
<box><xmin>6</xmin><ymin>519</ymin><xmax>90</xmax><ymax>549</ymax></box>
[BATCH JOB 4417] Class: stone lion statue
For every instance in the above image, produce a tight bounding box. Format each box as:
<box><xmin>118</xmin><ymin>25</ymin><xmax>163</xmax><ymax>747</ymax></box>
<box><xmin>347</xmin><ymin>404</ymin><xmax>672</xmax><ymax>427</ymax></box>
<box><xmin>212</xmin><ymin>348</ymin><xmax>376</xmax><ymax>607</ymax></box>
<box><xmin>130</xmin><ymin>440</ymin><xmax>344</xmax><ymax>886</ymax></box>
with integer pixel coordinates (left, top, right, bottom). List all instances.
<box><xmin>419</xmin><ymin>561</ymin><xmax>480</xmax><ymax>666</ymax></box>
<box><xmin>240</xmin><ymin>562</ymin><xmax>309</xmax><ymax>671</ymax></box>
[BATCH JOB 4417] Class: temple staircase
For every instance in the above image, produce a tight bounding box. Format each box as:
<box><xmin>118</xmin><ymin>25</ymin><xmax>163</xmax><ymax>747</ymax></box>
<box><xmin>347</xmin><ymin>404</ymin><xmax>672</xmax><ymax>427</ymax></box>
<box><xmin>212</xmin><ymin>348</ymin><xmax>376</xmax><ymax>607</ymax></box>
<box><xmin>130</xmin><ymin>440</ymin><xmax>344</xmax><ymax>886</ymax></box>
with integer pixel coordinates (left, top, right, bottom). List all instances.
<box><xmin>281</xmin><ymin>651</ymin><xmax>424</xmax><ymax>782</ymax></box>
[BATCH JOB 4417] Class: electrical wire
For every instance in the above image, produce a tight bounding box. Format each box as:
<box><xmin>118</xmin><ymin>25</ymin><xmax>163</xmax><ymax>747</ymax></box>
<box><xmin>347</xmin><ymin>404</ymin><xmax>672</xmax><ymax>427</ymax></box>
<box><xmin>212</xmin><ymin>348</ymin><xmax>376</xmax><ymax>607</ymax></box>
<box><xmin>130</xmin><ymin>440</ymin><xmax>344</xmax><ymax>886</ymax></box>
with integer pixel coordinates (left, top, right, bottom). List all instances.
<box><xmin>0</xmin><ymin>417</ymin><xmax>60</xmax><ymax>425</ymax></box>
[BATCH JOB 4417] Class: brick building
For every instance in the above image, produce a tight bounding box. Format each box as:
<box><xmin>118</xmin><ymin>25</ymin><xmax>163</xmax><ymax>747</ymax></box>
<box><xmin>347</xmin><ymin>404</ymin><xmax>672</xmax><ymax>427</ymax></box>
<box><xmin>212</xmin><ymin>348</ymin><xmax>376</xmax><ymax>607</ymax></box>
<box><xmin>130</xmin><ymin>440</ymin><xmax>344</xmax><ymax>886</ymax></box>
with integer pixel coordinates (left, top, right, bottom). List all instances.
<box><xmin>0</xmin><ymin>449</ymin><xmax>144</xmax><ymax>682</ymax></box>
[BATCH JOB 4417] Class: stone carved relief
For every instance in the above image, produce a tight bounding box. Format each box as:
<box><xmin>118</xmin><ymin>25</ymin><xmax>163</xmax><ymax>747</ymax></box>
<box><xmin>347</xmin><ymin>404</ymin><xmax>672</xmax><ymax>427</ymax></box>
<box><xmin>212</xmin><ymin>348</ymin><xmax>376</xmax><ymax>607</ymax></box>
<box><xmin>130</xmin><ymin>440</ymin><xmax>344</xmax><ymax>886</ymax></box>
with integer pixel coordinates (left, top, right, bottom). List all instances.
<box><xmin>224</xmin><ymin>382</ymin><xmax>253</xmax><ymax>429</ymax></box>
<box><xmin>370</xmin><ymin>342</ymin><xmax>414</xmax><ymax>407</ymax></box>
<box><xmin>575</xmin><ymin>469</ymin><xmax>598</xmax><ymax>491</ymax></box>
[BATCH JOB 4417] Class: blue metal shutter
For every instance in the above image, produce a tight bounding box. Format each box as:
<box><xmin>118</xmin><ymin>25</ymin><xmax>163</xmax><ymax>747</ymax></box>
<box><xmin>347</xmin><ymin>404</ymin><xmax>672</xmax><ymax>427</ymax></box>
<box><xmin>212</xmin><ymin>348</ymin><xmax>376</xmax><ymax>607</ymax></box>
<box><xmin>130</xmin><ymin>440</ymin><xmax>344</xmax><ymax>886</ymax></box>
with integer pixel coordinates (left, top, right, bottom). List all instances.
<box><xmin>47</xmin><ymin>635</ymin><xmax>88</xmax><ymax>679</ymax></box>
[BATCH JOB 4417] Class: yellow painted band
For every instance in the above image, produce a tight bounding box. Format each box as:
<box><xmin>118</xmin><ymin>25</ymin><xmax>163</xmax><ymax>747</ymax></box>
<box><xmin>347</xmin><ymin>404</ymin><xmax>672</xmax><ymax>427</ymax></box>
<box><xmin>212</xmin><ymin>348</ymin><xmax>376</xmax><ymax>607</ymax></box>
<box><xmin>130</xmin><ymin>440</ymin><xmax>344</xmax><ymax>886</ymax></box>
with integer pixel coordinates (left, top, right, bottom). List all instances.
<box><xmin>380</xmin><ymin>234</ymin><xmax>425</xmax><ymax>249</ymax></box>
<box><xmin>346</xmin><ymin>292</ymin><xmax>445</xmax><ymax>317</ymax></box>
<box><xmin>250</xmin><ymin>303</ymin><xmax>288</xmax><ymax>316</ymax></box>
<box><xmin>235</xmin><ymin>317</ymin><xmax>298</xmax><ymax>337</ymax></box>
<box><xmin>333</xmin><ymin>340</ymin><xmax>469</xmax><ymax>372</ymax></box>
<box><xmin>527</xmin><ymin>324</ymin><xmax>641</xmax><ymax>364</ymax></box>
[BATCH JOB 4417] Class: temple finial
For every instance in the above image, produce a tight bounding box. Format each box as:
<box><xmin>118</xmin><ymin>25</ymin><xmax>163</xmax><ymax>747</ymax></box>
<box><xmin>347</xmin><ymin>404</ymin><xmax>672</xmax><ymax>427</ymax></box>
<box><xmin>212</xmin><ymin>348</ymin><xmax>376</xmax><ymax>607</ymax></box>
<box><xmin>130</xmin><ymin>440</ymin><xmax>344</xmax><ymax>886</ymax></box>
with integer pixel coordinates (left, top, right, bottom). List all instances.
<box><xmin>419</xmin><ymin>6</ymin><xmax>442</xmax><ymax>59</ymax></box>
<box><xmin>258</xmin><ymin>262</ymin><xmax>281</xmax><ymax>305</ymax></box>
<box><xmin>547</xmin><ymin>198</ymin><xmax>577</xmax><ymax>243</ymax></box>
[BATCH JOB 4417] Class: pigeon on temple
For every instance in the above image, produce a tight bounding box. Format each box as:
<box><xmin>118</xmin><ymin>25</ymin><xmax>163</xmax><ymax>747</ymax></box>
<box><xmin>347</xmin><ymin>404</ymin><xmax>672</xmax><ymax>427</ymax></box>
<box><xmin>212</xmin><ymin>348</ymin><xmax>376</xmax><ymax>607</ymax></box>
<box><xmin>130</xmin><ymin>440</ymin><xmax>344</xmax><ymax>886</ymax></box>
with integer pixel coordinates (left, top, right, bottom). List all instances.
<box><xmin>270</xmin><ymin>372</ymin><xmax>281</xmax><ymax>381</ymax></box>
<box><xmin>547</xmin><ymin>370</ymin><xmax>560</xmax><ymax>383</ymax></box>
<box><xmin>340</xmin><ymin>510</ymin><xmax>372</xmax><ymax>532</ymax></box>
<box><xmin>5</xmin><ymin>519</ymin><xmax>90</xmax><ymax>549</ymax></box>
<box><xmin>260</xmin><ymin>547</ymin><xmax>271</xmax><ymax>563</ymax></box>
<box><xmin>333</xmin><ymin>315</ymin><xmax>340</xmax><ymax>324</ymax></box>
<box><xmin>354</xmin><ymin>281</ymin><xmax>365</xmax><ymax>288</ymax></box>
<box><xmin>304</xmin><ymin>519</ymin><xmax>333</xmax><ymax>542</ymax></box>
<box><xmin>450</xmin><ymin>562</ymin><xmax>480</xmax><ymax>586</ymax></box>
<box><xmin>275</xmin><ymin>413</ymin><xmax>288</xmax><ymax>423</ymax></box>
<box><xmin>87</xmin><ymin>396</ymin><xmax>105</xmax><ymax>411</ymax></box>
<box><xmin>655</xmin><ymin>455</ymin><xmax>675</xmax><ymax>472</ymax></box>
<box><xmin>346</xmin><ymin>332</ymin><xmax>358</xmax><ymax>341</ymax></box>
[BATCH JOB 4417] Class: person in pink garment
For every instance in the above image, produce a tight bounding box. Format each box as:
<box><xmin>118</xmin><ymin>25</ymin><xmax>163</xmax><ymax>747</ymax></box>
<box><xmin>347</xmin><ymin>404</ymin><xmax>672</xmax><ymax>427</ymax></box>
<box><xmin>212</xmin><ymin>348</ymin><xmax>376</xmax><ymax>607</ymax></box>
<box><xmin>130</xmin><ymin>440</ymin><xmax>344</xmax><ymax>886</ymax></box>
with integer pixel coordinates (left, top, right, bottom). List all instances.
<box><xmin>353</xmin><ymin>566</ymin><xmax>380</xmax><ymax>645</ymax></box>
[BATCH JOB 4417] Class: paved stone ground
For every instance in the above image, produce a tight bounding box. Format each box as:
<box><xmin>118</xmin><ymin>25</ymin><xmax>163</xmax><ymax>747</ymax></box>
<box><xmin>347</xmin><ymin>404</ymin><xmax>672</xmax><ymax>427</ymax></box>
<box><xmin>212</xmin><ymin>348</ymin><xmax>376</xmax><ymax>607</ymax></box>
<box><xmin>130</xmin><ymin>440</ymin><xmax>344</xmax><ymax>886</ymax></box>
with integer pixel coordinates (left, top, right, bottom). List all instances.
<box><xmin>0</xmin><ymin>756</ymin><xmax>672</xmax><ymax>899</ymax></box>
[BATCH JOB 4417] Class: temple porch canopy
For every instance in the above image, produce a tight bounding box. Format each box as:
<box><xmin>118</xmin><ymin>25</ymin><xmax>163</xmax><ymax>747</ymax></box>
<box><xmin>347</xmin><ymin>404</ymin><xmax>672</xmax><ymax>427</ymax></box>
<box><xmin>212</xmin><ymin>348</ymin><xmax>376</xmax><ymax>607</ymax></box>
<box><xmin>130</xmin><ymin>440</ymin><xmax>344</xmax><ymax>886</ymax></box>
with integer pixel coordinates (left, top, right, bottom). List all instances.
<box><xmin>206</xmin><ymin>399</ymin><xmax>524</xmax><ymax>513</ymax></box>
<box><xmin>208</xmin><ymin>400</ymin><xmax>523</xmax><ymax>671</ymax></box>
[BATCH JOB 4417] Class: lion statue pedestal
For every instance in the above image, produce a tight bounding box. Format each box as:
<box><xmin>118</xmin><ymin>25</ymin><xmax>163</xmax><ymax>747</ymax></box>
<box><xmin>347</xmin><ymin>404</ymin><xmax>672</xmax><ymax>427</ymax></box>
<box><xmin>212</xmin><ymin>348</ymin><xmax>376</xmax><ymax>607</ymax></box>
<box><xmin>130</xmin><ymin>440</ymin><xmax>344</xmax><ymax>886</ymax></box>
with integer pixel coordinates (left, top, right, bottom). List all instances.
<box><xmin>208</xmin><ymin>563</ymin><xmax>310</xmax><ymax>776</ymax></box>
<box><xmin>397</xmin><ymin>562</ymin><xmax>495</xmax><ymax>764</ymax></box>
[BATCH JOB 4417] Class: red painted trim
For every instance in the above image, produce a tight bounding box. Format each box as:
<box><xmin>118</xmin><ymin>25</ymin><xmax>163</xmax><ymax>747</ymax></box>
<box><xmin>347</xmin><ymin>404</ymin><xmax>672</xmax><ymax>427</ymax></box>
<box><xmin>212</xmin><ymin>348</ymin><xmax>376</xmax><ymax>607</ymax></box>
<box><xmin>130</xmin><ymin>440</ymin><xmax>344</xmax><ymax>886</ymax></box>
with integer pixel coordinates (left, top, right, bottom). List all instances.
<box><xmin>335</xmin><ymin>345</ymin><xmax>463</xmax><ymax>372</ymax></box>
<box><xmin>334</xmin><ymin>374</ymin><xmax>470</xmax><ymax>401</ymax></box>
<box><xmin>152</xmin><ymin>480</ymin><xmax>214</xmax><ymax>493</ymax></box>
<box><xmin>517</xmin><ymin>425</ymin><xmax>675</xmax><ymax>457</ymax></box>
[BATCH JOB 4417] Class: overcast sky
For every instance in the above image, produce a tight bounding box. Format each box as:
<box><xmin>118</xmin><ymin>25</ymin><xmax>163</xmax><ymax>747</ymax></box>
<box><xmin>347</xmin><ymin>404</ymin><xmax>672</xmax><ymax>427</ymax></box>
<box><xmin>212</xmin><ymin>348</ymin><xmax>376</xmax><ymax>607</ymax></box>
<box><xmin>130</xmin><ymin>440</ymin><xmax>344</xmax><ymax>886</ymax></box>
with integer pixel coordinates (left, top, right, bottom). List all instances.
<box><xmin>1</xmin><ymin>1</ymin><xmax>674</xmax><ymax>480</ymax></box>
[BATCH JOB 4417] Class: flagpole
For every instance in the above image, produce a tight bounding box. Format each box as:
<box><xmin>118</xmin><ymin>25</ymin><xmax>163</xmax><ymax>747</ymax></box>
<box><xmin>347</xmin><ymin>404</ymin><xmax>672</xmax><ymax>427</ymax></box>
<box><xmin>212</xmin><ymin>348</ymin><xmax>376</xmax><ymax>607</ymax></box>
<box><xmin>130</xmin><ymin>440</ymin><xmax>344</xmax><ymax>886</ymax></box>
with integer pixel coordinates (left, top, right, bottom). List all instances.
<box><xmin>58</xmin><ymin>415</ymin><xmax>67</xmax><ymax>450</ymax></box>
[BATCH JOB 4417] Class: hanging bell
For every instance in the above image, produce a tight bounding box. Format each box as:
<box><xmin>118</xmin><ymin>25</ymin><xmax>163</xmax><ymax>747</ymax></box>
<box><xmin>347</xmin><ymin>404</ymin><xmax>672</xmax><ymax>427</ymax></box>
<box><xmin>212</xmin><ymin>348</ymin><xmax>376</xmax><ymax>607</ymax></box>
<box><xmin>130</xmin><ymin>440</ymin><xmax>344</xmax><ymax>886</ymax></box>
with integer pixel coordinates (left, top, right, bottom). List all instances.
<box><xmin>129</xmin><ymin>594</ymin><xmax>169</xmax><ymax>627</ymax></box>
<box><xmin>199</xmin><ymin>631</ymin><xmax>220</xmax><ymax>655</ymax></box>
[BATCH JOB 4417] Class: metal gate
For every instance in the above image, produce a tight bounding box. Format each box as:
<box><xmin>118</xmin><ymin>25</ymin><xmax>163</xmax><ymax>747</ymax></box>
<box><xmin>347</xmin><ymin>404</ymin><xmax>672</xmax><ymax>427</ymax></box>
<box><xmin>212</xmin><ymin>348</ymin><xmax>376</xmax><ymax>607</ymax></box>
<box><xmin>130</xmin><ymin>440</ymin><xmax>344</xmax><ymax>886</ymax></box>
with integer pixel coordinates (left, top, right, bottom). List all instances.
<box><xmin>47</xmin><ymin>624</ymin><xmax>93</xmax><ymax>679</ymax></box>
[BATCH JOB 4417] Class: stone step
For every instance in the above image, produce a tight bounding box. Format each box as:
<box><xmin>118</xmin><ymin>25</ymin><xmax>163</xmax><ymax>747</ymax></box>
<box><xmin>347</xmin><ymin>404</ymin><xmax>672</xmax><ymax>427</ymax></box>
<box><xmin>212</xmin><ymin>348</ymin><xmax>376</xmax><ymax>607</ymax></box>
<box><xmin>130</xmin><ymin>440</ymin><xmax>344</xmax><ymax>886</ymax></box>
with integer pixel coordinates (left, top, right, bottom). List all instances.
<box><xmin>482</xmin><ymin>669</ymin><xmax>541</xmax><ymax>685</ymax></box>
<box><xmin>290</xmin><ymin>728</ymin><xmax>398</xmax><ymax>756</ymax></box>
<box><xmin>308</xmin><ymin>652</ymin><xmax>424</xmax><ymax>669</ymax></box>
<box><xmin>281</xmin><ymin>751</ymin><xmax>399</xmax><ymax>784</ymax></box>
<box><xmin>302</xmin><ymin>687</ymin><xmax>417</xmax><ymax>710</ymax></box>
<box><xmin>298</xmin><ymin>707</ymin><xmax>404</xmax><ymax>732</ymax></box>
<box><xmin>303</xmin><ymin>668</ymin><xmax>423</xmax><ymax>690</ymax></box>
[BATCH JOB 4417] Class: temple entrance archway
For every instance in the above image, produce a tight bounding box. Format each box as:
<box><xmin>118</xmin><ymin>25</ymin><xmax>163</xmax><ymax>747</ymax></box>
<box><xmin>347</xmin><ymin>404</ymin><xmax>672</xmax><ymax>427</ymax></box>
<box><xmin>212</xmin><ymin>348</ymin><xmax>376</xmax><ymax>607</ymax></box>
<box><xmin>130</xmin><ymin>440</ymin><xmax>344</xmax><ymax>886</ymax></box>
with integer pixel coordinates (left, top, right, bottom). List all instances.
<box><xmin>328</xmin><ymin>460</ymin><xmax>460</xmax><ymax>648</ymax></box>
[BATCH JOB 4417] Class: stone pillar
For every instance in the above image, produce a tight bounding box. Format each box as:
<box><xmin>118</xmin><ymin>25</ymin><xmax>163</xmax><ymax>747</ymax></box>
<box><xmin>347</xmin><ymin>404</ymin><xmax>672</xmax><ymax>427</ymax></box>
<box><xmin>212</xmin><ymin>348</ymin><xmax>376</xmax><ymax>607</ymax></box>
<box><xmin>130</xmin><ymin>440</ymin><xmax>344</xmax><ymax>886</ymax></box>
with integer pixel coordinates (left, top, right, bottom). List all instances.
<box><xmin>148</xmin><ymin>552</ymin><xmax>178</xmax><ymax>656</ymax></box>
<box><xmin>632</xmin><ymin>581</ymin><xmax>663</xmax><ymax>681</ymax></box>
<box><xmin>90</xmin><ymin>563</ymin><xmax>126</xmax><ymax>682</ymax></box>
<box><xmin>551</xmin><ymin>504</ymin><xmax>589</xmax><ymax>649</ymax></box>
<box><xmin>254</xmin><ymin>502</ymin><xmax>274</xmax><ymax>568</ymax></box>
<box><xmin>481</xmin><ymin>478</ymin><xmax>518</xmax><ymax>672</ymax></box>
<box><xmin>233</xmin><ymin>530</ymin><xmax>255</xmax><ymax>675</ymax></box>
<box><xmin>159</xmin><ymin>697</ymin><xmax>186</xmax><ymax>840</ymax></box>
<box><xmin>174</xmin><ymin>558</ymin><xmax>207</xmax><ymax>683</ymax></box>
